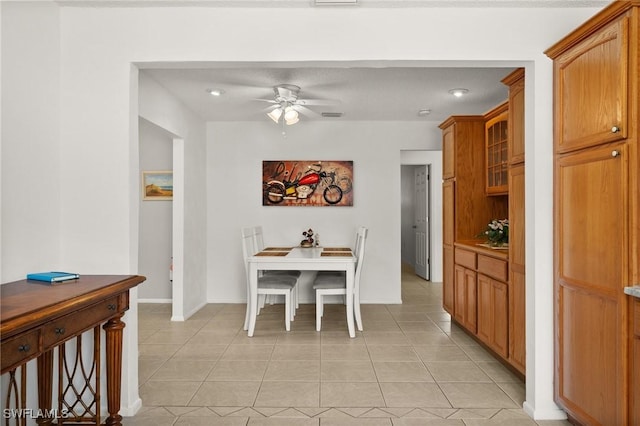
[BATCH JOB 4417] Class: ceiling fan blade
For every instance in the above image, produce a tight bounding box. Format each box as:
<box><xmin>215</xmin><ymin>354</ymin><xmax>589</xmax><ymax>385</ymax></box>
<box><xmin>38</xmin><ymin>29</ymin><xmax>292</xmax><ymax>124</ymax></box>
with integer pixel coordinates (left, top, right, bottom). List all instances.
<box><xmin>261</xmin><ymin>105</ymin><xmax>280</xmax><ymax>113</ymax></box>
<box><xmin>296</xmin><ymin>98</ymin><xmax>341</xmax><ymax>106</ymax></box>
<box><xmin>253</xmin><ymin>98</ymin><xmax>278</xmax><ymax>103</ymax></box>
<box><xmin>294</xmin><ymin>105</ymin><xmax>321</xmax><ymax>118</ymax></box>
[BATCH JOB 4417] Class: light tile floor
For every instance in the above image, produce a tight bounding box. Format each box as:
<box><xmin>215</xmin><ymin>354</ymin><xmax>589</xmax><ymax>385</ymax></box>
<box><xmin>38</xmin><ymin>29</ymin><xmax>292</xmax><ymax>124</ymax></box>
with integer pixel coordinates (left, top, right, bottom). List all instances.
<box><xmin>131</xmin><ymin>266</ymin><xmax>571</xmax><ymax>425</ymax></box>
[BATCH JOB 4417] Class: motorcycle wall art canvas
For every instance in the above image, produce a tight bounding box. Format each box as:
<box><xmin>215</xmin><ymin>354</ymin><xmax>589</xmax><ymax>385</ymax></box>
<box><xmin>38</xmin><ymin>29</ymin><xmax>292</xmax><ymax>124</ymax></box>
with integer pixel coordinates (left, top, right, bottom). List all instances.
<box><xmin>262</xmin><ymin>161</ymin><xmax>353</xmax><ymax>207</ymax></box>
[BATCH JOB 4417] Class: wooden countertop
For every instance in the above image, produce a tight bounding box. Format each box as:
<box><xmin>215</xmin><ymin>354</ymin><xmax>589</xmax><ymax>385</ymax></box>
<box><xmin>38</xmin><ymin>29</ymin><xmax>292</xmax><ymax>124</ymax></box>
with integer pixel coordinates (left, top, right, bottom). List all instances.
<box><xmin>625</xmin><ymin>286</ymin><xmax>640</xmax><ymax>299</ymax></box>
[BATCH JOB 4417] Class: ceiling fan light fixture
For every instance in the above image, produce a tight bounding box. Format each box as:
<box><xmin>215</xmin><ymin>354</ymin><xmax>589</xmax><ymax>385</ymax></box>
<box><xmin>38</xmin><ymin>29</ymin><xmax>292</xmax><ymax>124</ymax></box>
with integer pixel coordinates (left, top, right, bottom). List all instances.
<box><xmin>284</xmin><ymin>106</ymin><xmax>298</xmax><ymax>122</ymax></box>
<box><xmin>285</xmin><ymin>115</ymin><xmax>299</xmax><ymax>126</ymax></box>
<box><xmin>284</xmin><ymin>107</ymin><xmax>299</xmax><ymax>125</ymax></box>
<box><xmin>267</xmin><ymin>107</ymin><xmax>282</xmax><ymax>123</ymax></box>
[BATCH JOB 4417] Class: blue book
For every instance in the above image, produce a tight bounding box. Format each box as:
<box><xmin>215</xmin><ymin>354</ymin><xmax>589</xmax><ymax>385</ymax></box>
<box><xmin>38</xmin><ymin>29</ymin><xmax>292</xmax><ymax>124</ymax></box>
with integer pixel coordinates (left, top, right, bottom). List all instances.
<box><xmin>26</xmin><ymin>271</ymin><xmax>80</xmax><ymax>283</ymax></box>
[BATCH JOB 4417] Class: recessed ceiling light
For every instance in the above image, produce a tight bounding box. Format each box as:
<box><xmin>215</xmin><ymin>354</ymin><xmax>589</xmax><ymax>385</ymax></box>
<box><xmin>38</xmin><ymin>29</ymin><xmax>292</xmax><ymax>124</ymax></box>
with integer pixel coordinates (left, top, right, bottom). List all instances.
<box><xmin>418</xmin><ymin>109</ymin><xmax>431</xmax><ymax>117</ymax></box>
<box><xmin>448</xmin><ymin>88</ymin><xmax>469</xmax><ymax>98</ymax></box>
<box><xmin>207</xmin><ymin>88</ymin><xmax>225</xmax><ymax>96</ymax></box>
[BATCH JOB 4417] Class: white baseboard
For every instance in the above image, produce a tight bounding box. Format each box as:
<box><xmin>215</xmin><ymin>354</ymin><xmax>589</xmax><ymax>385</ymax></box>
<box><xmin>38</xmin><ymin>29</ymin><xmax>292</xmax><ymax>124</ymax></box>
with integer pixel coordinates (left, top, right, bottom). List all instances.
<box><xmin>138</xmin><ymin>298</ymin><xmax>172</xmax><ymax>304</ymax></box>
<box><xmin>523</xmin><ymin>401</ymin><xmax>567</xmax><ymax>420</ymax></box>
<box><xmin>120</xmin><ymin>397</ymin><xmax>142</xmax><ymax>417</ymax></box>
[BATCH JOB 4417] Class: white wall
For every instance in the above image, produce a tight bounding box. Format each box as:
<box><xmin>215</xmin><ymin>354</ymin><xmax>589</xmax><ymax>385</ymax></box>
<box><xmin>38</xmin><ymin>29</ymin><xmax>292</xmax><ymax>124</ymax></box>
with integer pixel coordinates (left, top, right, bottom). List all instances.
<box><xmin>138</xmin><ymin>117</ymin><xmax>173</xmax><ymax>301</ymax></box>
<box><xmin>1</xmin><ymin>1</ymin><xmax>605</xmax><ymax>420</ymax></box>
<box><xmin>138</xmin><ymin>72</ymin><xmax>208</xmax><ymax>319</ymax></box>
<box><xmin>1</xmin><ymin>2</ymin><xmax>61</xmax><ymax>282</ymax></box>
<box><xmin>207</xmin><ymin>120</ymin><xmax>433</xmax><ymax>305</ymax></box>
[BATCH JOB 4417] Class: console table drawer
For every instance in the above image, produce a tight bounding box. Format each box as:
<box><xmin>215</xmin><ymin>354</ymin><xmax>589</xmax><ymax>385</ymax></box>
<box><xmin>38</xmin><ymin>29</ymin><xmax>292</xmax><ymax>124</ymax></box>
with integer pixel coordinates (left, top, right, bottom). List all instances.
<box><xmin>1</xmin><ymin>329</ymin><xmax>40</xmax><ymax>372</ymax></box>
<box><xmin>455</xmin><ymin>248</ymin><xmax>477</xmax><ymax>269</ymax></box>
<box><xmin>478</xmin><ymin>255</ymin><xmax>508</xmax><ymax>282</ymax></box>
<box><xmin>43</xmin><ymin>296</ymin><xmax>120</xmax><ymax>349</ymax></box>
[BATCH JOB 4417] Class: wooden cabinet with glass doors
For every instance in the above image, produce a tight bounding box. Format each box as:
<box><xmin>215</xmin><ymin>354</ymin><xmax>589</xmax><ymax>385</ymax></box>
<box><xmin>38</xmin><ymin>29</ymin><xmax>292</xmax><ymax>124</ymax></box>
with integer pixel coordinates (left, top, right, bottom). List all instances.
<box><xmin>484</xmin><ymin>102</ymin><xmax>509</xmax><ymax>195</ymax></box>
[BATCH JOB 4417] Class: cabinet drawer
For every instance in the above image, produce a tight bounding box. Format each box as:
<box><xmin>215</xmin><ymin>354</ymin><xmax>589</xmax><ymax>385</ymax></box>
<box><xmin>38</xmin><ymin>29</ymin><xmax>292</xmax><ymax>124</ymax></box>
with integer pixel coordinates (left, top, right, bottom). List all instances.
<box><xmin>455</xmin><ymin>248</ymin><xmax>476</xmax><ymax>269</ymax></box>
<box><xmin>478</xmin><ymin>255</ymin><xmax>508</xmax><ymax>282</ymax></box>
<box><xmin>1</xmin><ymin>329</ymin><xmax>40</xmax><ymax>373</ymax></box>
<box><xmin>43</xmin><ymin>296</ymin><xmax>120</xmax><ymax>349</ymax></box>
<box><xmin>634</xmin><ymin>300</ymin><xmax>640</xmax><ymax>336</ymax></box>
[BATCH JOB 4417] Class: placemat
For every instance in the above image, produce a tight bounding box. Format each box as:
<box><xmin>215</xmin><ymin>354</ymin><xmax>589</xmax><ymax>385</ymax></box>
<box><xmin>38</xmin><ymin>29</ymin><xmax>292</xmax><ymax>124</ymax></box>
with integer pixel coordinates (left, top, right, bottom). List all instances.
<box><xmin>255</xmin><ymin>251</ymin><xmax>289</xmax><ymax>257</ymax></box>
<box><xmin>321</xmin><ymin>252</ymin><xmax>353</xmax><ymax>257</ymax></box>
<box><xmin>323</xmin><ymin>247</ymin><xmax>351</xmax><ymax>252</ymax></box>
<box><xmin>263</xmin><ymin>247</ymin><xmax>293</xmax><ymax>251</ymax></box>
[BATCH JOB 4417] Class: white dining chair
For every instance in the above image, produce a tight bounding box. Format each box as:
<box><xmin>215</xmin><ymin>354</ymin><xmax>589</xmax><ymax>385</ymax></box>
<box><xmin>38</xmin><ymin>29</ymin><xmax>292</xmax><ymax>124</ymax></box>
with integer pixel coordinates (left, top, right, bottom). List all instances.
<box><xmin>314</xmin><ymin>225</ymin><xmax>366</xmax><ymax>280</ymax></box>
<box><xmin>241</xmin><ymin>227</ymin><xmax>298</xmax><ymax>332</ymax></box>
<box><xmin>252</xmin><ymin>225</ymin><xmax>301</xmax><ymax>311</ymax></box>
<box><xmin>313</xmin><ymin>226</ymin><xmax>368</xmax><ymax>332</ymax></box>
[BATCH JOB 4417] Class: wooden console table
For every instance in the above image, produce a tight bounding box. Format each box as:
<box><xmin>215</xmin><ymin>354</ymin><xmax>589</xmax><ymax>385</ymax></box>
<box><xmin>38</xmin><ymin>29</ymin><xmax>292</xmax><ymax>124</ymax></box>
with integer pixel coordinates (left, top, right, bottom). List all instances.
<box><xmin>1</xmin><ymin>275</ymin><xmax>145</xmax><ymax>426</ymax></box>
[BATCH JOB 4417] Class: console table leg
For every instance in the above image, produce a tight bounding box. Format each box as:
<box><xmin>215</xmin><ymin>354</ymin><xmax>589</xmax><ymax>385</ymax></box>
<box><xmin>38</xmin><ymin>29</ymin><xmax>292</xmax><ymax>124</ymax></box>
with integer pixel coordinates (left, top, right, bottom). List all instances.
<box><xmin>103</xmin><ymin>313</ymin><xmax>125</xmax><ymax>426</ymax></box>
<box><xmin>36</xmin><ymin>350</ymin><xmax>54</xmax><ymax>426</ymax></box>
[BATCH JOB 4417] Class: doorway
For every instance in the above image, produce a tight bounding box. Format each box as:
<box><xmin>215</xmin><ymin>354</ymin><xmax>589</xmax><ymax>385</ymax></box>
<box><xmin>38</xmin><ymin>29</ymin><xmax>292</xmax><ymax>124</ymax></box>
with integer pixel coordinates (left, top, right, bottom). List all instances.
<box><xmin>401</xmin><ymin>164</ymin><xmax>430</xmax><ymax>280</ymax></box>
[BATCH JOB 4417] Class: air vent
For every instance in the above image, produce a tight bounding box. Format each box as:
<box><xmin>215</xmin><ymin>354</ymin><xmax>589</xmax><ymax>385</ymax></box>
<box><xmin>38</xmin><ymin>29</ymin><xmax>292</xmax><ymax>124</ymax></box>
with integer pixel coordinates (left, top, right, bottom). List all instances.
<box><xmin>315</xmin><ymin>0</ymin><xmax>357</xmax><ymax>5</ymax></box>
<box><xmin>321</xmin><ymin>112</ymin><xmax>343</xmax><ymax>118</ymax></box>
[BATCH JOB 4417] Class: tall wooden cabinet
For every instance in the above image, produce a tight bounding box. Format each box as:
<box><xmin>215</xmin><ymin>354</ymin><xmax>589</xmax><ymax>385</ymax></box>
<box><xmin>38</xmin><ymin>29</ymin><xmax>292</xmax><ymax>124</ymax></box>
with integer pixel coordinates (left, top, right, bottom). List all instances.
<box><xmin>632</xmin><ymin>298</ymin><xmax>640</xmax><ymax>425</ymax></box>
<box><xmin>503</xmin><ymin>68</ymin><xmax>526</xmax><ymax>375</ymax></box>
<box><xmin>546</xmin><ymin>2</ymin><xmax>639</xmax><ymax>425</ymax></box>
<box><xmin>440</xmin><ymin>116</ymin><xmax>506</xmax><ymax>318</ymax></box>
<box><xmin>440</xmin><ymin>71</ymin><xmax>526</xmax><ymax>374</ymax></box>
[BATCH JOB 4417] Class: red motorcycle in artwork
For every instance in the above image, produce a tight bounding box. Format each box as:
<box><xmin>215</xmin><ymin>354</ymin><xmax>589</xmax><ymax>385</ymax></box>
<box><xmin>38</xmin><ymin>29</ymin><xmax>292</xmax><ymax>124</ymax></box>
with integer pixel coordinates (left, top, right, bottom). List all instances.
<box><xmin>264</xmin><ymin>162</ymin><xmax>344</xmax><ymax>205</ymax></box>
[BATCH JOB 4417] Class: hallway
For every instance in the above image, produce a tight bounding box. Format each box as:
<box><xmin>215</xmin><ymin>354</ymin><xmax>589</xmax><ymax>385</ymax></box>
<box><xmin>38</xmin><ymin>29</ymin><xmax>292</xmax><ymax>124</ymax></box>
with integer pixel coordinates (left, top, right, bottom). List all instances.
<box><xmin>132</xmin><ymin>267</ymin><xmax>569</xmax><ymax>425</ymax></box>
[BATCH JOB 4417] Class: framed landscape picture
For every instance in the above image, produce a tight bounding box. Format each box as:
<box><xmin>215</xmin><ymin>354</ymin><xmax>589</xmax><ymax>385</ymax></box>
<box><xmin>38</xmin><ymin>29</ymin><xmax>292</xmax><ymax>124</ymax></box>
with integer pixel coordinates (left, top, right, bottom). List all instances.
<box><xmin>142</xmin><ymin>171</ymin><xmax>173</xmax><ymax>200</ymax></box>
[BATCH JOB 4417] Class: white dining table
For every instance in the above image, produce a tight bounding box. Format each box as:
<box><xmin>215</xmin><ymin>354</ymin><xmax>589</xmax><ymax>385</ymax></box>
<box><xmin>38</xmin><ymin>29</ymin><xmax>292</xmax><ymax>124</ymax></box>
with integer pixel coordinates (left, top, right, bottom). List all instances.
<box><xmin>247</xmin><ymin>246</ymin><xmax>357</xmax><ymax>337</ymax></box>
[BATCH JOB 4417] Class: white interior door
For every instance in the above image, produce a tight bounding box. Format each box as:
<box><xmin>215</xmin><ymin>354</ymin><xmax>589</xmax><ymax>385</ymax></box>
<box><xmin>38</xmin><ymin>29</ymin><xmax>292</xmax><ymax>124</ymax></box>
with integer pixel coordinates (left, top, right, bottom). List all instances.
<box><xmin>414</xmin><ymin>166</ymin><xmax>429</xmax><ymax>280</ymax></box>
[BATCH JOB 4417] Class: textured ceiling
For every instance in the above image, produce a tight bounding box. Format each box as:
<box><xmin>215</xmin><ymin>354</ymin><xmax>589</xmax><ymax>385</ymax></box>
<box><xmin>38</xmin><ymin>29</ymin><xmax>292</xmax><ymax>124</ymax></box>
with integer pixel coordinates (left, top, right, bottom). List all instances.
<box><xmin>57</xmin><ymin>0</ymin><xmax>609</xmax><ymax>7</ymax></box>
<box><xmin>142</xmin><ymin>65</ymin><xmax>519</xmax><ymax>123</ymax></box>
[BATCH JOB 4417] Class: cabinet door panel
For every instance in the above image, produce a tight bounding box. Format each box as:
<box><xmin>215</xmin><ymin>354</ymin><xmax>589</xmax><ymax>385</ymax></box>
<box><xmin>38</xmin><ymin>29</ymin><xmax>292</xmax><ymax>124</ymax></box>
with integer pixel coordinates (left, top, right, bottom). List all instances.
<box><xmin>508</xmin><ymin>73</ymin><xmax>525</xmax><ymax>164</ymax></box>
<box><xmin>492</xmin><ymin>280</ymin><xmax>508</xmax><ymax>358</ymax></box>
<box><xmin>443</xmin><ymin>247</ymin><xmax>454</xmax><ymax>315</ymax></box>
<box><xmin>443</xmin><ymin>181</ymin><xmax>454</xmax><ymax>247</ymax></box>
<box><xmin>442</xmin><ymin>125</ymin><xmax>455</xmax><ymax>179</ymax></box>
<box><xmin>454</xmin><ymin>265</ymin><xmax>466</xmax><ymax>324</ymax></box>
<box><xmin>509</xmin><ymin>165</ymin><xmax>525</xmax><ymax>271</ymax></box>
<box><xmin>558</xmin><ymin>286</ymin><xmax>620</xmax><ymax>425</ymax></box>
<box><xmin>634</xmin><ymin>300</ymin><xmax>640</xmax><ymax>425</ymax></box>
<box><xmin>556</xmin><ymin>144</ymin><xmax>627</xmax><ymax>296</ymax></box>
<box><xmin>509</xmin><ymin>271</ymin><xmax>526</xmax><ymax>374</ymax></box>
<box><xmin>464</xmin><ymin>268</ymin><xmax>477</xmax><ymax>333</ymax></box>
<box><xmin>556</xmin><ymin>143</ymin><xmax>627</xmax><ymax>425</ymax></box>
<box><xmin>555</xmin><ymin>18</ymin><xmax>628</xmax><ymax>153</ymax></box>
<box><xmin>477</xmin><ymin>274</ymin><xmax>493</xmax><ymax>345</ymax></box>
<box><xmin>477</xmin><ymin>274</ymin><xmax>508</xmax><ymax>357</ymax></box>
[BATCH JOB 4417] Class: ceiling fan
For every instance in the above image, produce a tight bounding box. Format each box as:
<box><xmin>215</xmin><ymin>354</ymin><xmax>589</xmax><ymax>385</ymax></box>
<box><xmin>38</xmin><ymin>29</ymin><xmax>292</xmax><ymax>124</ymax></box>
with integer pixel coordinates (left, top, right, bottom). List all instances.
<box><xmin>256</xmin><ymin>84</ymin><xmax>339</xmax><ymax>126</ymax></box>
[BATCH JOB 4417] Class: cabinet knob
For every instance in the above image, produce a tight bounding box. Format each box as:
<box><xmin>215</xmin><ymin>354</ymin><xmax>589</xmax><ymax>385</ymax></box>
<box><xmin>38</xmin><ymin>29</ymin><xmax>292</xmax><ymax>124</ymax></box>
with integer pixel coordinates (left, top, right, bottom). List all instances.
<box><xmin>611</xmin><ymin>126</ymin><xmax>620</xmax><ymax>133</ymax></box>
<box><xmin>612</xmin><ymin>150</ymin><xmax>620</xmax><ymax>158</ymax></box>
<box><xmin>55</xmin><ymin>327</ymin><xmax>66</xmax><ymax>335</ymax></box>
<box><xmin>18</xmin><ymin>344</ymin><xmax>31</xmax><ymax>352</ymax></box>
<box><xmin>107</xmin><ymin>304</ymin><xmax>117</xmax><ymax>311</ymax></box>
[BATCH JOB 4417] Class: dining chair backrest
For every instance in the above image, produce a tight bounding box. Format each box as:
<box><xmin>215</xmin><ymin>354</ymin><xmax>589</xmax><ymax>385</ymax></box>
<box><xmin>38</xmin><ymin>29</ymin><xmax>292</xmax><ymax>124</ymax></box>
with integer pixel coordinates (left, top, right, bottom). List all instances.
<box><xmin>241</xmin><ymin>226</ymin><xmax>258</xmax><ymax>275</ymax></box>
<box><xmin>353</xmin><ymin>226</ymin><xmax>368</xmax><ymax>292</ymax></box>
<box><xmin>353</xmin><ymin>226</ymin><xmax>367</xmax><ymax>257</ymax></box>
<box><xmin>253</xmin><ymin>225</ymin><xmax>266</xmax><ymax>251</ymax></box>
